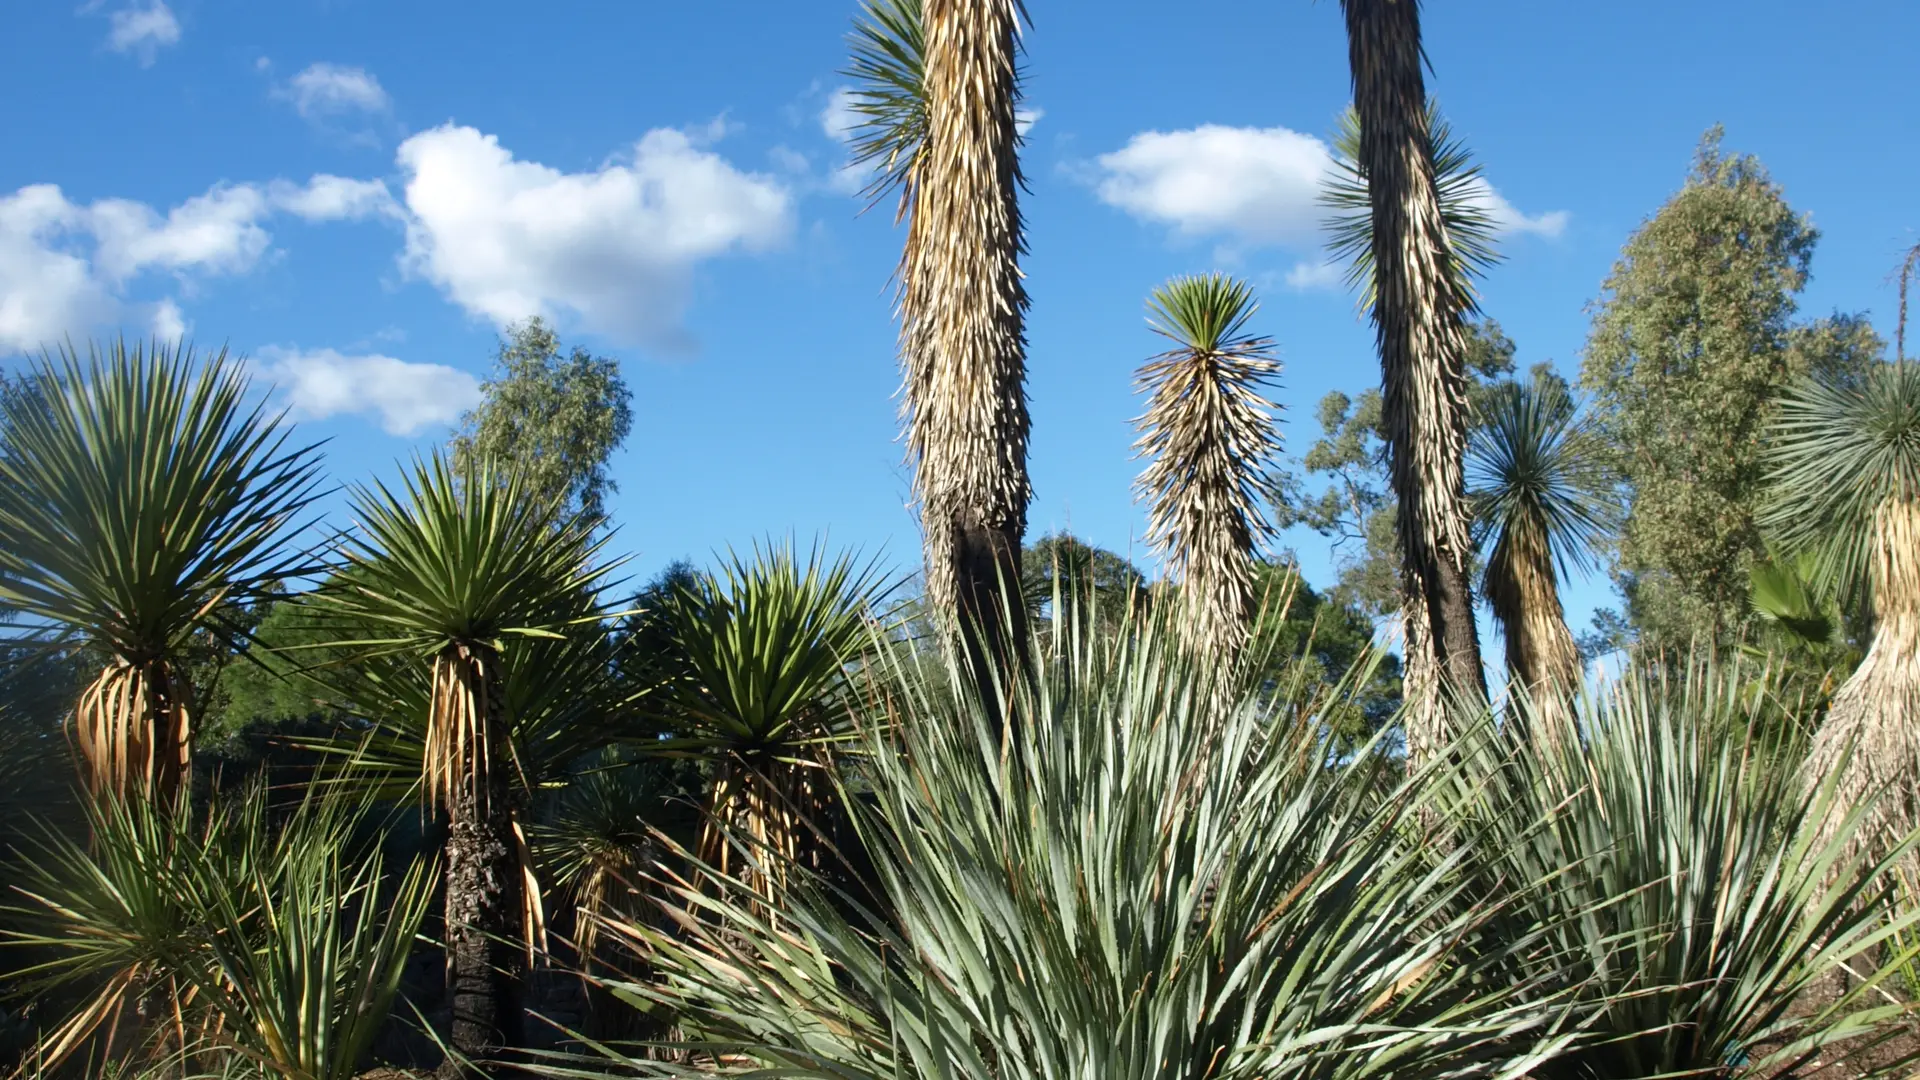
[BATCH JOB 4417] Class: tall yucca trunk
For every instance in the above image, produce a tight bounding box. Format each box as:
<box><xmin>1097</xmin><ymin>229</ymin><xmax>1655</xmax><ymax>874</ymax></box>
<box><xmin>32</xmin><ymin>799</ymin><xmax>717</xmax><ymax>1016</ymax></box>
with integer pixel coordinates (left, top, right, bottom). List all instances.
<box><xmin>1341</xmin><ymin>0</ymin><xmax>1487</xmax><ymax>756</ymax></box>
<box><xmin>432</xmin><ymin>642</ymin><xmax>523</xmax><ymax>1079</ymax></box>
<box><xmin>1131</xmin><ymin>276</ymin><xmax>1284</xmax><ymax>670</ymax></box>
<box><xmin>1802</xmin><ymin>498</ymin><xmax>1920</xmax><ymax>866</ymax></box>
<box><xmin>914</xmin><ymin>0</ymin><xmax>1032</xmax><ymax>691</ymax></box>
<box><xmin>73</xmin><ymin>658</ymin><xmax>193</xmax><ymax>807</ymax></box>
<box><xmin>1485</xmin><ymin>523</ymin><xmax>1580</xmax><ymax>742</ymax></box>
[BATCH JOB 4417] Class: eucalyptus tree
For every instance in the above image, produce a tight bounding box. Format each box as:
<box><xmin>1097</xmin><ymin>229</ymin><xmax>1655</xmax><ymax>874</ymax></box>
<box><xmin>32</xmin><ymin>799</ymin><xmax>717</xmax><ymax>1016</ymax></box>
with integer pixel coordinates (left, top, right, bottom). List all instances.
<box><xmin>1132</xmin><ymin>274</ymin><xmax>1285</xmax><ymax>666</ymax></box>
<box><xmin>1763</xmin><ymin>360</ymin><xmax>1920</xmax><ymax>864</ymax></box>
<box><xmin>1325</xmin><ymin>8</ymin><xmax>1495</xmax><ymax>758</ymax></box>
<box><xmin>0</xmin><ymin>340</ymin><xmax>321</xmax><ymax>807</ymax></box>
<box><xmin>846</xmin><ymin>0</ymin><xmax>1032</xmax><ymax>694</ymax></box>
<box><xmin>1581</xmin><ymin>132</ymin><xmax>1881</xmax><ymax>650</ymax></box>
<box><xmin>1466</xmin><ymin>376</ymin><xmax>1615</xmax><ymax>726</ymax></box>
<box><xmin>307</xmin><ymin>455</ymin><xmax>620</xmax><ymax>1078</ymax></box>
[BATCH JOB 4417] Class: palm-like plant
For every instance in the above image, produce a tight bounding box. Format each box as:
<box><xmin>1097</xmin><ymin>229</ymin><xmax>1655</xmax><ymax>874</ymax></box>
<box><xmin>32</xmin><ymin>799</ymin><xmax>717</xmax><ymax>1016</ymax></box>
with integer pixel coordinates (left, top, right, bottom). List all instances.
<box><xmin>0</xmin><ymin>340</ymin><xmax>322</xmax><ymax>805</ymax></box>
<box><xmin>848</xmin><ymin>0</ymin><xmax>1032</xmax><ymax>692</ymax></box>
<box><xmin>561</xmin><ymin>599</ymin><xmax>1563</xmax><ymax>1080</ymax></box>
<box><xmin>3</xmin><ymin>782</ymin><xmax>432</xmax><ymax>1080</ymax></box>
<box><xmin>1762</xmin><ymin>361</ymin><xmax>1920</xmax><ymax>864</ymax></box>
<box><xmin>1329</xmin><ymin>3</ymin><xmax>1493</xmax><ymax>760</ymax></box>
<box><xmin>652</xmin><ymin>544</ymin><xmax>884</xmax><ymax>900</ymax></box>
<box><xmin>1466</xmin><ymin>378</ymin><xmax>1614</xmax><ymax>723</ymax></box>
<box><xmin>1132</xmin><ymin>274</ymin><xmax>1285</xmax><ymax>666</ymax></box>
<box><xmin>305</xmin><ymin>454</ymin><xmax>620</xmax><ymax>1076</ymax></box>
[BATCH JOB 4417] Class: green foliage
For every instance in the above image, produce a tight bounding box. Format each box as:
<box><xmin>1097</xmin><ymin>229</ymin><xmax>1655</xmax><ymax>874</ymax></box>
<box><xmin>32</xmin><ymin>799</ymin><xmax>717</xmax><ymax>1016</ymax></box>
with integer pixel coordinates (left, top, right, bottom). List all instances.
<box><xmin>564</xmin><ymin>600</ymin><xmax>1555</xmax><ymax>1080</ymax></box>
<box><xmin>1275</xmin><ymin>318</ymin><xmax>1528</xmax><ymax>619</ymax></box>
<box><xmin>1020</xmin><ymin>532</ymin><xmax>1147</xmax><ymax>625</ymax></box>
<box><xmin>307</xmin><ymin>454</ymin><xmax>619</xmax><ymax>663</ymax></box>
<box><xmin>1762</xmin><ymin>362</ymin><xmax>1920</xmax><ymax>595</ymax></box>
<box><xmin>0</xmin><ymin>338</ymin><xmax>322</xmax><ymax>673</ymax></box>
<box><xmin>652</xmin><ymin>543</ymin><xmax>885</xmax><ymax>763</ymax></box>
<box><xmin>843</xmin><ymin>0</ymin><xmax>925</xmax><ymax>207</ymax></box>
<box><xmin>1466</xmin><ymin>375</ymin><xmax>1617</xmax><ymax>585</ymax></box>
<box><xmin>1579</xmin><ymin>128</ymin><xmax>1882</xmax><ymax>649</ymax></box>
<box><xmin>1247</xmin><ymin>560</ymin><xmax>1402</xmax><ymax>744</ymax></box>
<box><xmin>1450</xmin><ymin>663</ymin><xmax>1919</xmax><ymax>1078</ymax></box>
<box><xmin>2</xmin><ymin>783</ymin><xmax>430</xmax><ymax>1079</ymax></box>
<box><xmin>450</xmin><ymin>317</ymin><xmax>634</xmax><ymax>521</ymax></box>
<box><xmin>1323</xmin><ymin>103</ymin><xmax>1502</xmax><ymax>313</ymax></box>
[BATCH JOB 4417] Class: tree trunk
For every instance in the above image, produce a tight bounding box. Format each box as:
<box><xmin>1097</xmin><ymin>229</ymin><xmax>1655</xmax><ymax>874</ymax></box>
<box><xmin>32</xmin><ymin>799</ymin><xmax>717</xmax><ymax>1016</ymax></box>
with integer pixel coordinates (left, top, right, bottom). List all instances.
<box><xmin>916</xmin><ymin>0</ymin><xmax>1033</xmax><ymax>700</ymax></box>
<box><xmin>1341</xmin><ymin>0</ymin><xmax>1488</xmax><ymax>760</ymax></box>
<box><xmin>437</xmin><ymin>650</ymin><xmax>523</xmax><ymax>1079</ymax></box>
<box><xmin>1803</xmin><ymin>499</ymin><xmax>1920</xmax><ymax>872</ymax></box>
<box><xmin>1486</xmin><ymin>529</ymin><xmax>1581</xmax><ymax>750</ymax></box>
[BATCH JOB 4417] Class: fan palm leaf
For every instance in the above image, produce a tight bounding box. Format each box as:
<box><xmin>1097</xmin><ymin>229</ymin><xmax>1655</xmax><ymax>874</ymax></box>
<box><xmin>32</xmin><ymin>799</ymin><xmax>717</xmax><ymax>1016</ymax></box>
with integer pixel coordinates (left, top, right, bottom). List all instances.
<box><xmin>0</xmin><ymin>339</ymin><xmax>323</xmax><ymax>804</ymax></box>
<box><xmin>1334</xmin><ymin>0</ymin><xmax>1490</xmax><ymax>762</ymax></box>
<box><xmin>304</xmin><ymin>453</ymin><xmax>622</xmax><ymax>1074</ymax></box>
<box><xmin>1762</xmin><ymin>362</ymin><xmax>1920</xmax><ymax>867</ymax></box>
<box><xmin>1466</xmin><ymin>379</ymin><xmax>1615</xmax><ymax>716</ymax></box>
<box><xmin>1132</xmin><ymin>273</ymin><xmax>1284</xmax><ymax>665</ymax></box>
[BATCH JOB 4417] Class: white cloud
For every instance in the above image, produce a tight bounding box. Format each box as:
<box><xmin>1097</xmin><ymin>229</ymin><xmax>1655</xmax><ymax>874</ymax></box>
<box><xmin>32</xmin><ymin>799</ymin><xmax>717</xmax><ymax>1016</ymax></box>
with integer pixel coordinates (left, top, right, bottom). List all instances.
<box><xmin>395</xmin><ymin>124</ymin><xmax>792</xmax><ymax>350</ymax></box>
<box><xmin>1091</xmin><ymin>122</ymin><xmax>1569</xmax><ymax>271</ymax></box>
<box><xmin>282</xmin><ymin>63</ymin><xmax>390</xmax><ymax>119</ymax></box>
<box><xmin>1016</xmin><ymin>106</ymin><xmax>1044</xmax><ymax>137</ymax></box>
<box><xmin>103</xmin><ymin>1</ymin><xmax>180</xmax><ymax>65</ymax></box>
<box><xmin>819</xmin><ymin>88</ymin><xmax>859</xmax><ymax>141</ymax></box>
<box><xmin>1095</xmin><ymin>125</ymin><xmax>1332</xmax><ymax>248</ymax></box>
<box><xmin>255</xmin><ymin>347</ymin><xmax>481</xmax><ymax>435</ymax></box>
<box><xmin>88</xmin><ymin>184</ymin><xmax>273</xmax><ymax>282</ymax></box>
<box><xmin>0</xmin><ymin>186</ymin><xmax>116</xmax><ymax>352</ymax></box>
<box><xmin>1469</xmin><ymin>177</ymin><xmax>1569</xmax><ymax>238</ymax></box>
<box><xmin>150</xmin><ymin>298</ymin><xmax>188</xmax><ymax>341</ymax></box>
<box><xmin>268</xmin><ymin>175</ymin><xmax>399</xmax><ymax>221</ymax></box>
<box><xmin>0</xmin><ymin>174</ymin><xmax>397</xmax><ymax>353</ymax></box>
<box><xmin>1284</xmin><ymin>260</ymin><xmax>1343</xmax><ymax>290</ymax></box>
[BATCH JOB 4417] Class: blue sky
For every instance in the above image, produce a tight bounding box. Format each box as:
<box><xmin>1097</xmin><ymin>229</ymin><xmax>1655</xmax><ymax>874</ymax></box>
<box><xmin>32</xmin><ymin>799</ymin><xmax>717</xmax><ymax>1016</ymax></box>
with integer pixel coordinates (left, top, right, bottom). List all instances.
<box><xmin>4</xmin><ymin>0</ymin><xmax>1917</xmax><ymax>643</ymax></box>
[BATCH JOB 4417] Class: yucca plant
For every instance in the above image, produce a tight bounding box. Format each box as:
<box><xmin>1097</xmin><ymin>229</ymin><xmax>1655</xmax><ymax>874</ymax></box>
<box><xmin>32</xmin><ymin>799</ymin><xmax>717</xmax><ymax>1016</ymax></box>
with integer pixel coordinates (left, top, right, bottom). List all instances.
<box><xmin>304</xmin><ymin>454</ymin><xmax>622</xmax><ymax>1075</ymax></box>
<box><xmin>171</xmin><ymin>791</ymin><xmax>435</xmax><ymax>1080</ymax></box>
<box><xmin>847</xmin><ymin>0</ymin><xmax>1033</xmax><ymax>692</ymax></box>
<box><xmin>3</xmin><ymin>781</ymin><xmax>430</xmax><ymax>1080</ymax></box>
<box><xmin>0</xmin><ymin>340</ymin><xmax>322</xmax><ymax>805</ymax></box>
<box><xmin>1132</xmin><ymin>273</ymin><xmax>1285</xmax><ymax>668</ymax></box>
<box><xmin>1327</xmin><ymin>5</ymin><xmax>1494</xmax><ymax>759</ymax></box>
<box><xmin>1465</xmin><ymin>377</ymin><xmax>1615</xmax><ymax>729</ymax></box>
<box><xmin>1446</xmin><ymin>663</ymin><xmax>1920</xmax><ymax>1079</ymax></box>
<box><xmin>551</xmin><ymin>597</ymin><xmax>1568</xmax><ymax>1080</ymax></box>
<box><xmin>650</xmin><ymin>543</ymin><xmax>884</xmax><ymax>902</ymax></box>
<box><xmin>1762</xmin><ymin>361</ymin><xmax>1920</xmax><ymax>866</ymax></box>
<box><xmin>531</xmin><ymin>754</ymin><xmax>695</xmax><ymax>977</ymax></box>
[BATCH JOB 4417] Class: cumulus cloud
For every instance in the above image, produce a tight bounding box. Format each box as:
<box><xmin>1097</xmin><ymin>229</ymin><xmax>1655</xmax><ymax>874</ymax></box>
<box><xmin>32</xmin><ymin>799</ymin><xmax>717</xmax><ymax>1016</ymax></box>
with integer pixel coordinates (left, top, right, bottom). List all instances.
<box><xmin>268</xmin><ymin>175</ymin><xmax>399</xmax><ymax>221</ymax></box>
<box><xmin>1091</xmin><ymin>122</ymin><xmax>1568</xmax><ymax>282</ymax></box>
<box><xmin>819</xmin><ymin>88</ymin><xmax>860</xmax><ymax>142</ymax></box>
<box><xmin>395</xmin><ymin>124</ymin><xmax>791</xmax><ymax>350</ymax></box>
<box><xmin>255</xmin><ymin>347</ymin><xmax>481</xmax><ymax>435</ymax></box>
<box><xmin>0</xmin><ymin>186</ymin><xmax>117</xmax><ymax>352</ymax></box>
<box><xmin>0</xmin><ymin>175</ymin><xmax>397</xmax><ymax>353</ymax></box>
<box><xmin>1095</xmin><ymin>125</ymin><xmax>1333</xmax><ymax>248</ymax></box>
<box><xmin>102</xmin><ymin>1</ymin><xmax>180</xmax><ymax>65</ymax></box>
<box><xmin>150</xmin><ymin>298</ymin><xmax>188</xmax><ymax>341</ymax></box>
<box><xmin>282</xmin><ymin>63</ymin><xmax>390</xmax><ymax>119</ymax></box>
